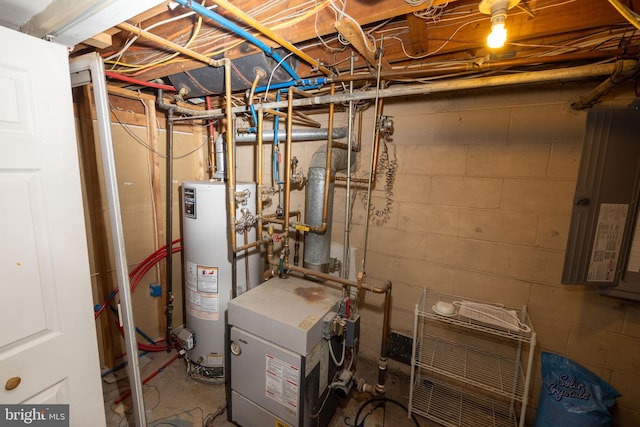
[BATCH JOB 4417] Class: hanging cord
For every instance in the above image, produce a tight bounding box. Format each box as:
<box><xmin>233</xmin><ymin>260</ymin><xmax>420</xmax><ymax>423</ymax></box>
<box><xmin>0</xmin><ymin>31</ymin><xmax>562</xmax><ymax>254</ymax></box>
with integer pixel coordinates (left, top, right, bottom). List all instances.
<box><xmin>361</xmin><ymin>134</ymin><xmax>397</xmax><ymax>226</ymax></box>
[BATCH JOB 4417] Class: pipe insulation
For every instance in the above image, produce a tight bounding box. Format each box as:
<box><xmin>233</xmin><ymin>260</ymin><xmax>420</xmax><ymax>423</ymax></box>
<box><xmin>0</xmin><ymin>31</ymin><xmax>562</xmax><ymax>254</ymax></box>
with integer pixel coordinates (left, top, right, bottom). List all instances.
<box><xmin>304</xmin><ymin>147</ymin><xmax>354</xmax><ymax>273</ymax></box>
<box><xmin>235</xmin><ymin>127</ymin><xmax>347</xmax><ymax>142</ymax></box>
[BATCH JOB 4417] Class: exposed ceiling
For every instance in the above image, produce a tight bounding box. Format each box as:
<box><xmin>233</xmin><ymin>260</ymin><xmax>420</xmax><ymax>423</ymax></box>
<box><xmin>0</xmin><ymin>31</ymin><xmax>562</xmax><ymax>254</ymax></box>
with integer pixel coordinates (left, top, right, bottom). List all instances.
<box><xmin>3</xmin><ymin>0</ymin><xmax>640</xmax><ymax>102</ymax></box>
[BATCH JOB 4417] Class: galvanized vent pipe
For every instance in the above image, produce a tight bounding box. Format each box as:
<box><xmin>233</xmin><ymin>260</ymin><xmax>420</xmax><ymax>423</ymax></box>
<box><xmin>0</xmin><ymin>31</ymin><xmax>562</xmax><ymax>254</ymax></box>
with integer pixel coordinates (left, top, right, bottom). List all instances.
<box><xmin>304</xmin><ymin>146</ymin><xmax>353</xmax><ymax>273</ymax></box>
<box><xmin>235</xmin><ymin>127</ymin><xmax>347</xmax><ymax>142</ymax></box>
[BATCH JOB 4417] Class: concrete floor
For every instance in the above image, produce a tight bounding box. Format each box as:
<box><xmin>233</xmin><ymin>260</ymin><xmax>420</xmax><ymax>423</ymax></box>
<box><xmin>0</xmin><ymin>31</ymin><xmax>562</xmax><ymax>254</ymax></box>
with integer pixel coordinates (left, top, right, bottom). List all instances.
<box><xmin>102</xmin><ymin>351</ymin><xmax>426</xmax><ymax>426</ymax></box>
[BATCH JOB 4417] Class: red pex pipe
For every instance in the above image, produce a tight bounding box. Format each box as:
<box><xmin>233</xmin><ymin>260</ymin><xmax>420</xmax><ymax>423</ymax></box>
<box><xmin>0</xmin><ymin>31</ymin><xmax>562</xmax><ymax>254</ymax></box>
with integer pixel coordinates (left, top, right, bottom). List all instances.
<box><xmin>104</xmin><ymin>71</ymin><xmax>177</xmax><ymax>91</ymax></box>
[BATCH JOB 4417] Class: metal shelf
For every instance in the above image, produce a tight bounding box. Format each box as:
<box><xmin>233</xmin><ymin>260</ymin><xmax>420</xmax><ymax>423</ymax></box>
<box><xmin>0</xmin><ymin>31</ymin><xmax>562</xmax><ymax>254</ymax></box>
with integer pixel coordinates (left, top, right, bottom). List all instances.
<box><xmin>415</xmin><ymin>335</ymin><xmax>525</xmax><ymax>401</ymax></box>
<box><xmin>410</xmin><ymin>376</ymin><xmax>517</xmax><ymax>427</ymax></box>
<box><xmin>416</xmin><ymin>290</ymin><xmax>535</xmax><ymax>344</ymax></box>
<box><xmin>409</xmin><ymin>289</ymin><xmax>536</xmax><ymax>427</ymax></box>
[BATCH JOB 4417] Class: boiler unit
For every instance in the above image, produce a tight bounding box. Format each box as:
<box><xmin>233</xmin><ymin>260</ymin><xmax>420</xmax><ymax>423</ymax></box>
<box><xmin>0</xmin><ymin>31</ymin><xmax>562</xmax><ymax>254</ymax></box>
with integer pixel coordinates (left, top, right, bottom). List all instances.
<box><xmin>227</xmin><ymin>276</ymin><xmax>346</xmax><ymax>427</ymax></box>
<box><xmin>181</xmin><ymin>180</ymin><xmax>261</xmax><ymax>382</ymax></box>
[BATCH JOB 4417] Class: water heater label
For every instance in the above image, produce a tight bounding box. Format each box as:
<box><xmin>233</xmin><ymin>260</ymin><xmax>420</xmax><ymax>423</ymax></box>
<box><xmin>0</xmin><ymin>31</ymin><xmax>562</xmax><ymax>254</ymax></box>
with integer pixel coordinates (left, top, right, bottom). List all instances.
<box><xmin>197</xmin><ymin>265</ymin><xmax>219</xmax><ymax>293</ymax></box>
<box><xmin>186</xmin><ymin>288</ymin><xmax>219</xmax><ymax>320</ymax></box>
<box><xmin>265</xmin><ymin>354</ymin><xmax>299</xmax><ymax>417</ymax></box>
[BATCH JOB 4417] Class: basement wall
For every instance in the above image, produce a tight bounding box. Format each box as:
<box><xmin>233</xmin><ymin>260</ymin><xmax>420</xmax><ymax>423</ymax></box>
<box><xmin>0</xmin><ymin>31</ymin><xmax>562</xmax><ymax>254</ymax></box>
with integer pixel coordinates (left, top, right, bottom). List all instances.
<box><xmin>324</xmin><ymin>81</ymin><xmax>640</xmax><ymax>425</ymax></box>
<box><xmin>78</xmin><ymin>81</ymin><xmax>640</xmax><ymax>424</ymax></box>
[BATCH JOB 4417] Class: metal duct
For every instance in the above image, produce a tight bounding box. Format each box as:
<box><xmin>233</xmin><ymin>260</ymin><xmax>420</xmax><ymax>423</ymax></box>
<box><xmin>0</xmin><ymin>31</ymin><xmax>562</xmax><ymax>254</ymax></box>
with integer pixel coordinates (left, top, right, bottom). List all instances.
<box><xmin>304</xmin><ymin>147</ymin><xmax>353</xmax><ymax>273</ymax></box>
<box><xmin>166</xmin><ymin>50</ymin><xmax>297</xmax><ymax>98</ymax></box>
<box><xmin>235</xmin><ymin>127</ymin><xmax>347</xmax><ymax>143</ymax></box>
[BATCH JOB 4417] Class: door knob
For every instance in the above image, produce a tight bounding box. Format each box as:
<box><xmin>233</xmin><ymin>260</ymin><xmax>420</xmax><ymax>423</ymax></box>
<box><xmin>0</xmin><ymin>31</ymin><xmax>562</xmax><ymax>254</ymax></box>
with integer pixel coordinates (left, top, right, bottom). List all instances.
<box><xmin>5</xmin><ymin>377</ymin><xmax>21</xmax><ymax>391</ymax></box>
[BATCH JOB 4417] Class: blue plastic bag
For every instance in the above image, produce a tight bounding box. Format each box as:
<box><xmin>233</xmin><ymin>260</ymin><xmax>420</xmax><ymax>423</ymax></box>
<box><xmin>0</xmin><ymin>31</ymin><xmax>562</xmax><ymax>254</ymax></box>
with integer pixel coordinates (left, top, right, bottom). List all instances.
<box><xmin>534</xmin><ymin>352</ymin><xmax>620</xmax><ymax>427</ymax></box>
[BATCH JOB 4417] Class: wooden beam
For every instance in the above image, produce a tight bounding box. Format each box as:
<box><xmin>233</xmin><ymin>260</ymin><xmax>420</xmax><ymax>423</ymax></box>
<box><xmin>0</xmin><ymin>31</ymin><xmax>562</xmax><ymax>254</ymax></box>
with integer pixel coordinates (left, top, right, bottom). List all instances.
<box><xmin>130</xmin><ymin>0</ymin><xmax>452</xmax><ymax>81</ymax></box>
<box><xmin>74</xmin><ymin>85</ymin><xmax>116</xmax><ymax>368</ymax></box>
<box><xmin>335</xmin><ymin>18</ymin><xmax>392</xmax><ymax>70</ymax></box>
<box><xmin>82</xmin><ymin>32</ymin><xmax>112</xmax><ymax>49</ymax></box>
<box><xmin>297</xmin><ymin>0</ymin><xmax>628</xmax><ymax>75</ymax></box>
<box><xmin>124</xmin><ymin>0</ymin><xmax>627</xmax><ymax>82</ymax></box>
<box><xmin>406</xmin><ymin>13</ymin><xmax>428</xmax><ymax>56</ymax></box>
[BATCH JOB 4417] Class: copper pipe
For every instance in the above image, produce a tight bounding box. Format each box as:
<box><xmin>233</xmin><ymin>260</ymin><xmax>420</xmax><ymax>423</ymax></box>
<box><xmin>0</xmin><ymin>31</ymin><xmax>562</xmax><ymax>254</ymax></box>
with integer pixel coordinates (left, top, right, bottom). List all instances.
<box><xmin>331</xmin><ymin>141</ymin><xmax>360</xmax><ymax>152</ymax></box>
<box><xmin>361</xmin><ymin>45</ymin><xmax>385</xmax><ymax>274</ymax></box>
<box><xmin>293</xmin><ymin>110</ymin><xmax>321</xmax><ymax>128</ymax></box>
<box><xmin>291</xmin><ymin>84</ymin><xmax>337</xmax><ymax>235</ymax></box>
<box><xmin>290</xmin><ymin>87</ymin><xmax>316</xmax><ymax>98</ymax></box>
<box><xmin>282</xmin><ymin>89</ymin><xmax>294</xmax><ymax>264</ymax></box>
<box><xmin>257</xmin><ymin>108</ymin><xmax>264</xmax><ymax>240</ymax></box>
<box><xmin>247</xmin><ymin>69</ymin><xmax>266</xmax><ymax>105</ymax></box>
<box><xmin>264</xmin><ymin>108</ymin><xmax>288</xmax><ymax>118</ymax></box>
<box><xmin>263</xmin><ymin>211</ymin><xmax>301</xmax><ymax>223</ymax></box>
<box><xmin>284</xmin><ymin>263</ymin><xmax>390</xmax><ymax>294</ymax></box>
<box><xmin>230</xmin><ymin>104</ymin><xmax>269</xmax><ymax>253</ymax></box>
<box><xmin>381</xmin><ymin>282</ymin><xmax>392</xmax><ymax>358</ymax></box>
<box><xmin>370</xmin><ymin>97</ymin><xmax>384</xmax><ymax>187</ymax></box>
<box><xmin>308</xmin><ymin>84</ymin><xmax>336</xmax><ymax>234</ymax></box>
<box><xmin>117</xmin><ymin>22</ymin><xmax>224</xmax><ymax>68</ymax></box>
<box><xmin>224</xmin><ymin>59</ymin><xmax>239</xmax><ymax>253</ymax></box>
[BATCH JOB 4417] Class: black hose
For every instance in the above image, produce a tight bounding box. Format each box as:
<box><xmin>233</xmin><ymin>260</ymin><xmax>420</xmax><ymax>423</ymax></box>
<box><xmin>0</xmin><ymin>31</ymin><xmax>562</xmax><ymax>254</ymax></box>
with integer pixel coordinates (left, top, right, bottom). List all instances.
<box><xmin>354</xmin><ymin>397</ymin><xmax>420</xmax><ymax>427</ymax></box>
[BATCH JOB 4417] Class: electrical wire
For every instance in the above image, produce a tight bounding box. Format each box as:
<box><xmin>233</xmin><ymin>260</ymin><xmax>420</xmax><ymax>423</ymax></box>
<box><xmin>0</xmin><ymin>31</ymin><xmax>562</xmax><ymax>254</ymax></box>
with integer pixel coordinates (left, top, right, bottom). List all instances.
<box><xmin>328</xmin><ymin>336</ymin><xmax>346</xmax><ymax>366</ymax></box>
<box><xmin>108</xmin><ymin>12</ymin><xmax>204</xmax><ymax>73</ymax></box>
<box><xmin>109</xmin><ymin>105</ymin><xmax>207</xmax><ymax>159</ymax></box>
<box><xmin>262</xmin><ymin>53</ymin><xmax>295</xmax><ymax>101</ymax></box>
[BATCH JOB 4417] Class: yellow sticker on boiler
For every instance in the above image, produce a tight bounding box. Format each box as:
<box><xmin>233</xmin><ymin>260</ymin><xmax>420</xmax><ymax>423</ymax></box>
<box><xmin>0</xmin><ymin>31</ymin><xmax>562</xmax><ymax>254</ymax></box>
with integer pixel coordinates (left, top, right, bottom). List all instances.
<box><xmin>276</xmin><ymin>420</ymin><xmax>289</xmax><ymax>427</ymax></box>
<box><xmin>298</xmin><ymin>315</ymin><xmax>318</xmax><ymax>331</ymax></box>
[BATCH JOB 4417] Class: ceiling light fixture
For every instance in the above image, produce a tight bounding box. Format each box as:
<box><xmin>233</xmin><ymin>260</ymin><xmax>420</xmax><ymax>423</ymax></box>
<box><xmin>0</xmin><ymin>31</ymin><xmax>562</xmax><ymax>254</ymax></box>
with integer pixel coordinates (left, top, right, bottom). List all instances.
<box><xmin>479</xmin><ymin>0</ymin><xmax>520</xmax><ymax>49</ymax></box>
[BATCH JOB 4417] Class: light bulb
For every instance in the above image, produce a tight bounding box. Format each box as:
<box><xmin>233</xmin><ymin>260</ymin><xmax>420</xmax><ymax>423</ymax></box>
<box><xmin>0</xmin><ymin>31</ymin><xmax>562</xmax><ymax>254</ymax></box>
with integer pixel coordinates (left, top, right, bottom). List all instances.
<box><xmin>487</xmin><ymin>22</ymin><xmax>507</xmax><ymax>48</ymax></box>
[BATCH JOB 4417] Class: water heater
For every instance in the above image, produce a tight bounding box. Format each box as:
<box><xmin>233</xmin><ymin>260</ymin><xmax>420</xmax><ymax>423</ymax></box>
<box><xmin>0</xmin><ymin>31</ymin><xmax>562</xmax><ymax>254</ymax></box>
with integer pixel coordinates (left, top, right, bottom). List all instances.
<box><xmin>181</xmin><ymin>180</ymin><xmax>262</xmax><ymax>382</ymax></box>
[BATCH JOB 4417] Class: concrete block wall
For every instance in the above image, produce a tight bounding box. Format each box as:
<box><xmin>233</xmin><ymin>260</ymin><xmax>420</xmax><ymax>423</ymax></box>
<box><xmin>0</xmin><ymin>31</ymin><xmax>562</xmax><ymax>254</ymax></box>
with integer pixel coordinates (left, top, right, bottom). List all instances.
<box><xmin>325</xmin><ymin>82</ymin><xmax>640</xmax><ymax>424</ymax></box>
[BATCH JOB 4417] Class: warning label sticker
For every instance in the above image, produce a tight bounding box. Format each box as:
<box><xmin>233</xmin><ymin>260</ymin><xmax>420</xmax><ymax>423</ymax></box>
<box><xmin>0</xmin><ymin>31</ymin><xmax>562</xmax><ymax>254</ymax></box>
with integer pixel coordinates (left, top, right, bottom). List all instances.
<box><xmin>186</xmin><ymin>288</ymin><xmax>219</xmax><ymax>320</ymax></box>
<box><xmin>197</xmin><ymin>265</ymin><xmax>219</xmax><ymax>293</ymax></box>
<box><xmin>265</xmin><ymin>354</ymin><xmax>299</xmax><ymax>417</ymax></box>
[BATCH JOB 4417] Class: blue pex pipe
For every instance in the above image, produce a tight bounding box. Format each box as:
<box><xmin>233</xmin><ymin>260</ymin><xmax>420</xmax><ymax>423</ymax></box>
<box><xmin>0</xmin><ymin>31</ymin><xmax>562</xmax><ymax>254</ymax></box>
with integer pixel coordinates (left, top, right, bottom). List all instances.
<box><xmin>174</xmin><ymin>0</ymin><xmax>299</xmax><ymax>80</ymax></box>
<box><xmin>254</xmin><ymin>77</ymin><xmax>328</xmax><ymax>94</ymax></box>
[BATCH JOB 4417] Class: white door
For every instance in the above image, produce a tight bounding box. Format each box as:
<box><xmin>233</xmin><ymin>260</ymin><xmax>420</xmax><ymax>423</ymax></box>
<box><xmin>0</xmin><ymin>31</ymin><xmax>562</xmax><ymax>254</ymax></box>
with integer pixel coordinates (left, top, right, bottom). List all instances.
<box><xmin>0</xmin><ymin>26</ymin><xmax>106</xmax><ymax>425</ymax></box>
